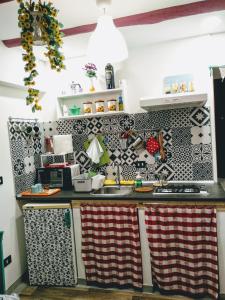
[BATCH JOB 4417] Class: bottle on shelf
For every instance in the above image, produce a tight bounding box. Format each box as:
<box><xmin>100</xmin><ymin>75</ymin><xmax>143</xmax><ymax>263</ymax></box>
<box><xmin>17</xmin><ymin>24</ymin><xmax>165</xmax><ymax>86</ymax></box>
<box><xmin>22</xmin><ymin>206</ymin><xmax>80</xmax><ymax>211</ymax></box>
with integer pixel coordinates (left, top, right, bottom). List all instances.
<box><xmin>118</xmin><ymin>95</ymin><xmax>124</xmax><ymax>111</ymax></box>
<box><xmin>105</xmin><ymin>63</ymin><xmax>115</xmax><ymax>89</ymax></box>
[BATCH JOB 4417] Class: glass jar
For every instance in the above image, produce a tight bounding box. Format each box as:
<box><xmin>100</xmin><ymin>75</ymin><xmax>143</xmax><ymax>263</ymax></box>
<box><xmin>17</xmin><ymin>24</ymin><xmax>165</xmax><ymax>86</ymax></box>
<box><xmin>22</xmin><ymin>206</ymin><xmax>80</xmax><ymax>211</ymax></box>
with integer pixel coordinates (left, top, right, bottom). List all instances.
<box><xmin>95</xmin><ymin>100</ymin><xmax>105</xmax><ymax>113</ymax></box>
<box><xmin>83</xmin><ymin>101</ymin><xmax>92</xmax><ymax>114</ymax></box>
<box><xmin>107</xmin><ymin>99</ymin><xmax>117</xmax><ymax>111</ymax></box>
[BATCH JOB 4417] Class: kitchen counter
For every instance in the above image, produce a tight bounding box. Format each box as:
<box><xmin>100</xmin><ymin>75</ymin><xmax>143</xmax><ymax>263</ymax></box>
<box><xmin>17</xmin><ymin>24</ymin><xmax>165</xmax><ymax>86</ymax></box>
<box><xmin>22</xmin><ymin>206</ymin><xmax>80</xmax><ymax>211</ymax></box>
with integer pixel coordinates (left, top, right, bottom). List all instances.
<box><xmin>16</xmin><ymin>182</ymin><xmax>225</xmax><ymax>205</ymax></box>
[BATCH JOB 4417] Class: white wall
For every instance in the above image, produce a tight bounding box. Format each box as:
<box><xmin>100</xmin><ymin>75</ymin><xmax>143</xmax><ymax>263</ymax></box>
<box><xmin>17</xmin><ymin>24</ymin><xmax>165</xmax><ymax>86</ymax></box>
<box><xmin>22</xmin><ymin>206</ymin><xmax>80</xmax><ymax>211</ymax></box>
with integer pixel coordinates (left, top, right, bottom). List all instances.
<box><xmin>49</xmin><ymin>33</ymin><xmax>225</xmax><ymax>116</ymax></box>
<box><xmin>0</xmin><ymin>41</ymin><xmax>49</xmax><ymax>289</ymax></box>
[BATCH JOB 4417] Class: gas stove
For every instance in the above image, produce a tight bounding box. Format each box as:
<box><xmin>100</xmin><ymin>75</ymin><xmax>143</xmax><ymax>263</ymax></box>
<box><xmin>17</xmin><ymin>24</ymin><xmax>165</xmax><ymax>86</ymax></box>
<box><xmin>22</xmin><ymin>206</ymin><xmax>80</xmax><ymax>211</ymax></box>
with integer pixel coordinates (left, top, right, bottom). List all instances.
<box><xmin>153</xmin><ymin>184</ymin><xmax>208</xmax><ymax>194</ymax></box>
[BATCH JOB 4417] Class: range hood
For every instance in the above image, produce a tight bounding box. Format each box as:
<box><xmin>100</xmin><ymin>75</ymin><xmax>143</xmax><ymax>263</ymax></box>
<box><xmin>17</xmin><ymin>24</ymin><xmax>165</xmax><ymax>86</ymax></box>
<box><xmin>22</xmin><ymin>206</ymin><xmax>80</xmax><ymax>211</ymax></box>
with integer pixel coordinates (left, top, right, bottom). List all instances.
<box><xmin>140</xmin><ymin>92</ymin><xmax>207</xmax><ymax>111</ymax></box>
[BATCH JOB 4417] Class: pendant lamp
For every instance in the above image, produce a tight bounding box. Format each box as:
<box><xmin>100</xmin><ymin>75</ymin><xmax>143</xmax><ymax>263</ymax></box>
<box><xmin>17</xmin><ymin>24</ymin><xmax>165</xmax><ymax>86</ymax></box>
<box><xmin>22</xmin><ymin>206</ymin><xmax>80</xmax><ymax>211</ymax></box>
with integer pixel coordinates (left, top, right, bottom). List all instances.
<box><xmin>87</xmin><ymin>0</ymin><xmax>128</xmax><ymax>64</ymax></box>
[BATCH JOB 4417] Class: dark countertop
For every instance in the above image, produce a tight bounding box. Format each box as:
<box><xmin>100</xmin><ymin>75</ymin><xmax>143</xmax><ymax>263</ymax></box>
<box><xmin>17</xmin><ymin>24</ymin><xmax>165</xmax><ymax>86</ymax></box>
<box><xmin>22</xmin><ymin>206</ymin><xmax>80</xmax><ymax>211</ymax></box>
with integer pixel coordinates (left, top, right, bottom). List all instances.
<box><xmin>16</xmin><ymin>182</ymin><xmax>225</xmax><ymax>203</ymax></box>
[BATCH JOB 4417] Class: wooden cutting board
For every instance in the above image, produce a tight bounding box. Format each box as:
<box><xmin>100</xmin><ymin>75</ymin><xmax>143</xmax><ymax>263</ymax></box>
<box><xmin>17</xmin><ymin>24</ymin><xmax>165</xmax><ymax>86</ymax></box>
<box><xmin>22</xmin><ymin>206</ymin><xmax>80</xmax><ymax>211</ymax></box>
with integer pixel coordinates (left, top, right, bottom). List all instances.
<box><xmin>20</xmin><ymin>188</ymin><xmax>61</xmax><ymax>197</ymax></box>
<box><xmin>135</xmin><ymin>186</ymin><xmax>153</xmax><ymax>193</ymax></box>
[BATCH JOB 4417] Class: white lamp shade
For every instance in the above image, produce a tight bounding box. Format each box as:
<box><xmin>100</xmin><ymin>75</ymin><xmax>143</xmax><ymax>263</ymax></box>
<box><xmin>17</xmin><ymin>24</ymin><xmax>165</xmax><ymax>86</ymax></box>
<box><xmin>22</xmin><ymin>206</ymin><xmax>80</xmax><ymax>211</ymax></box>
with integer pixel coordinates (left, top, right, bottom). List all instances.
<box><xmin>87</xmin><ymin>15</ymin><xmax>128</xmax><ymax>64</ymax></box>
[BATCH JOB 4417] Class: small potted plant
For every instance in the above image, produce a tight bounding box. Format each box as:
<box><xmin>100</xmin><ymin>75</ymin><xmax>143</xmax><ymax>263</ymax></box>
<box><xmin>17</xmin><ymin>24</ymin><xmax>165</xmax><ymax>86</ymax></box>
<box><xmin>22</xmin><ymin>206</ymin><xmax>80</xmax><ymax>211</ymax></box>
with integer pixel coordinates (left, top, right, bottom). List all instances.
<box><xmin>83</xmin><ymin>63</ymin><xmax>97</xmax><ymax>92</ymax></box>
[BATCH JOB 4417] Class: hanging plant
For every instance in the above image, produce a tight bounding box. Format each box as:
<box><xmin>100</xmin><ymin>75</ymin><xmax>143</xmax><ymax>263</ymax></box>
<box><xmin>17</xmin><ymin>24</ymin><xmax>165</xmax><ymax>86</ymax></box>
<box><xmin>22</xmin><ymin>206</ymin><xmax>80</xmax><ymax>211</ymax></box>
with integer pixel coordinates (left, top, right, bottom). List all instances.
<box><xmin>17</xmin><ymin>0</ymin><xmax>66</xmax><ymax>112</ymax></box>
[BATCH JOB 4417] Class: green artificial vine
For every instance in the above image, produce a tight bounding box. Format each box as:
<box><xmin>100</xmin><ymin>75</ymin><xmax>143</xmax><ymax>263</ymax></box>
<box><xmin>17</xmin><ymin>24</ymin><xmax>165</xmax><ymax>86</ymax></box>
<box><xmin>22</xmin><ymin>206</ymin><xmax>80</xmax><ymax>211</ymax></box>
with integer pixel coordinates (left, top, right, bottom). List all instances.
<box><xmin>17</xmin><ymin>0</ymin><xmax>65</xmax><ymax>112</ymax></box>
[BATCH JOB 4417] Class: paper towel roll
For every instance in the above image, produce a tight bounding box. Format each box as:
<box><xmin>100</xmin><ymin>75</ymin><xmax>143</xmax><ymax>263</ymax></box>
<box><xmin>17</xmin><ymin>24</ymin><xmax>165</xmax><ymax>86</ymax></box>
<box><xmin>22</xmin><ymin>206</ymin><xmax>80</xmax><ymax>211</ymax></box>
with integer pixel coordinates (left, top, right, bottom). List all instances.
<box><xmin>53</xmin><ymin>134</ymin><xmax>73</xmax><ymax>154</ymax></box>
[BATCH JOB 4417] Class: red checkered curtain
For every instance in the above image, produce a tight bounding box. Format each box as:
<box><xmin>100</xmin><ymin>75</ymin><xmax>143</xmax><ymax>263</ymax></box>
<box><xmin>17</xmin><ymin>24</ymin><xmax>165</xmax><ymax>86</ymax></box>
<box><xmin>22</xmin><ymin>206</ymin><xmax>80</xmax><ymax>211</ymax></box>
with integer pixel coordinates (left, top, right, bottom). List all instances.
<box><xmin>80</xmin><ymin>204</ymin><xmax>143</xmax><ymax>289</ymax></box>
<box><xmin>145</xmin><ymin>206</ymin><xmax>218</xmax><ymax>299</ymax></box>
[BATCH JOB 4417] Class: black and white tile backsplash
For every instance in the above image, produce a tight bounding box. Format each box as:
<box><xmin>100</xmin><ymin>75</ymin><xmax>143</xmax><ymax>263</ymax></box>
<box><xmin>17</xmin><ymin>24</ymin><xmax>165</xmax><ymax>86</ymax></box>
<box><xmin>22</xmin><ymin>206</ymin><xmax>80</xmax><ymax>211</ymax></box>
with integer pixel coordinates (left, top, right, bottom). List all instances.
<box><xmin>8</xmin><ymin>120</ymin><xmax>43</xmax><ymax>194</ymax></box>
<box><xmin>42</xmin><ymin>106</ymin><xmax>213</xmax><ymax>182</ymax></box>
<box><xmin>9</xmin><ymin>106</ymin><xmax>213</xmax><ymax>194</ymax></box>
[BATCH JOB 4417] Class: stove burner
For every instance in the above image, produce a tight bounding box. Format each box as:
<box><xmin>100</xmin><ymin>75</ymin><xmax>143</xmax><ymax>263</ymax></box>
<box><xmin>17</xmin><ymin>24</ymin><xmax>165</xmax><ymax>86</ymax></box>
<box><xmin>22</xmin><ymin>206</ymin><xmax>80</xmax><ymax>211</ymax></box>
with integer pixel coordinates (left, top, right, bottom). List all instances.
<box><xmin>154</xmin><ymin>184</ymin><xmax>207</xmax><ymax>194</ymax></box>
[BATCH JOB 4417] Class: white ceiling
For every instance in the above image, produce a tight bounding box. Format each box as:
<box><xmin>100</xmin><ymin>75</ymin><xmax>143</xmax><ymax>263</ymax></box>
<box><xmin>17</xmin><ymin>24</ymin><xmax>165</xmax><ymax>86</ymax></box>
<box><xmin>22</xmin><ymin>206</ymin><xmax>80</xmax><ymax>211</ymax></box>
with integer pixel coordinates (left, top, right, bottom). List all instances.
<box><xmin>0</xmin><ymin>0</ymin><xmax>225</xmax><ymax>60</ymax></box>
<box><xmin>0</xmin><ymin>0</ymin><xmax>205</xmax><ymax>40</ymax></box>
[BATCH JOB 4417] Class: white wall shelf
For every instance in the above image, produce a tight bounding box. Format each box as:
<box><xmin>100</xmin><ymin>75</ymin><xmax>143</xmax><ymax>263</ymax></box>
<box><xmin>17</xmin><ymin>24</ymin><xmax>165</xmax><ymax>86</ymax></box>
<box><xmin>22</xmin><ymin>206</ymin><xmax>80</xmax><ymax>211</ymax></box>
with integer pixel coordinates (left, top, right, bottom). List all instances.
<box><xmin>58</xmin><ymin>88</ymin><xmax>123</xmax><ymax>100</ymax></box>
<box><xmin>0</xmin><ymin>80</ymin><xmax>45</xmax><ymax>97</ymax></box>
<box><xmin>59</xmin><ymin>110</ymin><xmax>127</xmax><ymax>120</ymax></box>
<box><xmin>140</xmin><ymin>92</ymin><xmax>207</xmax><ymax>111</ymax></box>
<box><xmin>57</xmin><ymin>82</ymin><xmax>128</xmax><ymax>119</ymax></box>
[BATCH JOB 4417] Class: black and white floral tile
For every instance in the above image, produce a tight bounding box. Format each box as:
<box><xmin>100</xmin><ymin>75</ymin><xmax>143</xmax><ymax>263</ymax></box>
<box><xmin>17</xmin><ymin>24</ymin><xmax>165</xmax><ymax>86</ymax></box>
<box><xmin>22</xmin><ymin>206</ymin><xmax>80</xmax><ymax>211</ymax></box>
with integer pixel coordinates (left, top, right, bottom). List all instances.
<box><xmin>8</xmin><ymin>120</ymin><xmax>43</xmax><ymax>194</ymax></box>
<box><xmin>41</xmin><ymin>106</ymin><xmax>213</xmax><ymax>181</ymax></box>
<box><xmin>9</xmin><ymin>106</ymin><xmax>213</xmax><ymax>194</ymax></box>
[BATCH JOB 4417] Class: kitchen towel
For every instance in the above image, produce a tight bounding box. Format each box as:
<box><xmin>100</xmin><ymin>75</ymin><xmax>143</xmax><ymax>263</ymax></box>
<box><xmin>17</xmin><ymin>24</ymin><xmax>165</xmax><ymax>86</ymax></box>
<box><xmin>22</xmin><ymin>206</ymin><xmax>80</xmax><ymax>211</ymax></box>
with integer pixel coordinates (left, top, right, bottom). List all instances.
<box><xmin>86</xmin><ymin>137</ymin><xmax>104</xmax><ymax>164</ymax></box>
<box><xmin>84</xmin><ymin>135</ymin><xmax>110</xmax><ymax>166</ymax></box>
<box><xmin>80</xmin><ymin>204</ymin><xmax>143</xmax><ymax>289</ymax></box>
<box><xmin>145</xmin><ymin>205</ymin><xmax>218</xmax><ymax>299</ymax></box>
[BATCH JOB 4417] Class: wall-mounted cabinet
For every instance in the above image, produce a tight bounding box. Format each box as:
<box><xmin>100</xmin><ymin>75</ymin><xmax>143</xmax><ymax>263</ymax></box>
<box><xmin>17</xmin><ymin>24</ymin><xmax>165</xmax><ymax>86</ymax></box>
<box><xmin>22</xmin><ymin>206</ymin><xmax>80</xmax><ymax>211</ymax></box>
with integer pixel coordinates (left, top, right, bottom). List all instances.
<box><xmin>57</xmin><ymin>82</ymin><xmax>128</xmax><ymax>119</ymax></box>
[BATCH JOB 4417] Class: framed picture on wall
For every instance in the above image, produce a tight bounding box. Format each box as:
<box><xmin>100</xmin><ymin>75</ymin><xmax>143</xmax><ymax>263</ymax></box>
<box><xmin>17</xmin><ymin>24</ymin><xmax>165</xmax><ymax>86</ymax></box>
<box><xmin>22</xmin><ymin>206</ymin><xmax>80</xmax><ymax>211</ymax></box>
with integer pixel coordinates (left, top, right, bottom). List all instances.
<box><xmin>163</xmin><ymin>74</ymin><xmax>194</xmax><ymax>94</ymax></box>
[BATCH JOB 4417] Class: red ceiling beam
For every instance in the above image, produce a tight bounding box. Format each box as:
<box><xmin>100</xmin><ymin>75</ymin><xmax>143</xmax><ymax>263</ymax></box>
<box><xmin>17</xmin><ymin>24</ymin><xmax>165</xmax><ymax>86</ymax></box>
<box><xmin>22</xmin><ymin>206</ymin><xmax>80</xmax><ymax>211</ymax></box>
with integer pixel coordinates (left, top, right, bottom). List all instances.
<box><xmin>3</xmin><ymin>0</ymin><xmax>225</xmax><ymax>48</ymax></box>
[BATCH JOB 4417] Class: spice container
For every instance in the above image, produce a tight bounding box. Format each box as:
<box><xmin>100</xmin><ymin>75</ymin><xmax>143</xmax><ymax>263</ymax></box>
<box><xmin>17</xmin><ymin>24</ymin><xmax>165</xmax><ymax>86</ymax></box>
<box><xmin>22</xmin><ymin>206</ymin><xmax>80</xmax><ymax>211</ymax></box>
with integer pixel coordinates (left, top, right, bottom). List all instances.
<box><xmin>95</xmin><ymin>100</ymin><xmax>105</xmax><ymax>113</ymax></box>
<box><xmin>83</xmin><ymin>101</ymin><xmax>92</xmax><ymax>114</ymax></box>
<box><xmin>107</xmin><ymin>99</ymin><xmax>117</xmax><ymax>111</ymax></box>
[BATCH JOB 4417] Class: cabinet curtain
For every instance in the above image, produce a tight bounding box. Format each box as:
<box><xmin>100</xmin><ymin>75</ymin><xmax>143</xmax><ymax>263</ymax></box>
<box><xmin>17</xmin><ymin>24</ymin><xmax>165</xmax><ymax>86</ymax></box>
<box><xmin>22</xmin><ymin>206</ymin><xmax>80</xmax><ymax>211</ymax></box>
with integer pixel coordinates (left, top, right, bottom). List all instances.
<box><xmin>80</xmin><ymin>204</ymin><xmax>143</xmax><ymax>289</ymax></box>
<box><xmin>145</xmin><ymin>205</ymin><xmax>218</xmax><ymax>299</ymax></box>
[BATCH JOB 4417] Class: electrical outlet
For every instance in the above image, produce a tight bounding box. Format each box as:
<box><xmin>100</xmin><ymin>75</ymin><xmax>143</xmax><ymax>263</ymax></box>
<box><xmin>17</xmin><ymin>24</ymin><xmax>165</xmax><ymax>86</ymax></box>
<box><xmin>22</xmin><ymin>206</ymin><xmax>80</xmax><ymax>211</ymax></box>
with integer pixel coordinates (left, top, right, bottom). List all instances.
<box><xmin>0</xmin><ymin>176</ymin><xmax>3</xmax><ymax>185</ymax></box>
<box><xmin>4</xmin><ymin>255</ymin><xmax>12</xmax><ymax>268</ymax></box>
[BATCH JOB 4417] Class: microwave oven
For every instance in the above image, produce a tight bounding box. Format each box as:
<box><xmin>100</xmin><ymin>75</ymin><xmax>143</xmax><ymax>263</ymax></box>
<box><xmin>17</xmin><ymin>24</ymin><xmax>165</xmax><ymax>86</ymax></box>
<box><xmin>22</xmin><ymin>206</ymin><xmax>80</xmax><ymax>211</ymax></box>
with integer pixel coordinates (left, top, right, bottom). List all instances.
<box><xmin>36</xmin><ymin>165</ymin><xmax>80</xmax><ymax>190</ymax></box>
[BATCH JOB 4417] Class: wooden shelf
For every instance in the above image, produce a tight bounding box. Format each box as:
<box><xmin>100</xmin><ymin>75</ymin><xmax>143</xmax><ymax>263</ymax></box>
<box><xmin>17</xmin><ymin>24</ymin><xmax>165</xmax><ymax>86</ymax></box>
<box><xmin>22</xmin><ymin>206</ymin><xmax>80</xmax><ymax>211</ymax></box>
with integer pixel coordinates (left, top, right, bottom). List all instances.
<box><xmin>58</xmin><ymin>88</ymin><xmax>123</xmax><ymax>100</ymax></box>
<box><xmin>59</xmin><ymin>110</ymin><xmax>127</xmax><ymax>120</ymax></box>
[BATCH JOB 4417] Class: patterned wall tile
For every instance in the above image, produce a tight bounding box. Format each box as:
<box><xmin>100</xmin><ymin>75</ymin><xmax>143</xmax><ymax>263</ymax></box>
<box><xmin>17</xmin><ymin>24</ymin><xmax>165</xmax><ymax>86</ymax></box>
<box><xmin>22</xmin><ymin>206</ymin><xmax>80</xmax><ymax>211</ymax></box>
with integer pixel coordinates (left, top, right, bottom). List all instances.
<box><xmin>121</xmin><ymin>165</ymin><xmax>137</xmax><ymax>180</ymax></box>
<box><xmin>161</xmin><ymin>128</ymin><xmax>172</xmax><ymax>147</ymax></box>
<box><xmin>191</xmin><ymin>144</ymin><xmax>212</xmax><ymax>163</ymax></box>
<box><xmin>108</xmin><ymin>149</ymin><xmax>121</xmax><ymax>164</ymax></box>
<box><xmin>13</xmin><ymin>158</ymin><xmax>25</xmax><ymax>176</ymax></box>
<box><xmin>72</xmin><ymin>134</ymin><xmax>88</xmax><ymax>152</ymax></box>
<box><xmin>72</xmin><ymin>119</ymin><xmax>88</xmax><ymax>135</ymax></box>
<box><xmin>43</xmin><ymin>121</ymin><xmax>58</xmax><ymax>137</ymax></box>
<box><xmin>10</xmin><ymin>140</ymin><xmax>25</xmax><ymax>163</ymax></box>
<box><xmin>105</xmin><ymin>165</ymin><xmax>122</xmax><ymax>180</ymax></box>
<box><xmin>75</xmin><ymin>151</ymin><xmax>91</xmax><ymax>169</ymax></box>
<box><xmin>15</xmin><ymin>173</ymin><xmax>36</xmax><ymax>195</ymax></box>
<box><xmin>170</xmin><ymin>108</ymin><xmax>192</xmax><ymax>127</ymax></box>
<box><xmin>119</xmin><ymin>114</ymin><xmax>135</xmax><ymax>131</ymax></box>
<box><xmin>149</xmin><ymin>110</ymin><xmax>171</xmax><ymax>129</ymax></box>
<box><xmin>172</xmin><ymin>127</ymin><xmax>191</xmax><ymax>146</ymax></box>
<box><xmin>102</xmin><ymin>116</ymin><xmax>121</xmax><ymax>133</ymax></box>
<box><xmin>57</xmin><ymin>120</ymin><xmax>74</xmax><ymax>134</ymax></box>
<box><xmin>141</xmin><ymin>164</ymin><xmax>156</xmax><ymax>181</ymax></box>
<box><xmin>138</xmin><ymin>149</ymin><xmax>155</xmax><ymax>165</ymax></box>
<box><xmin>134</xmin><ymin>113</ymin><xmax>150</xmax><ymax>130</ymax></box>
<box><xmin>86</xmin><ymin>117</ymin><xmax>103</xmax><ymax>135</ymax></box>
<box><xmin>190</xmin><ymin>107</ymin><xmax>210</xmax><ymax>126</ymax></box>
<box><xmin>191</xmin><ymin>126</ymin><xmax>211</xmax><ymax>145</ymax></box>
<box><xmin>193</xmin><ymin>162</ymin><xmax>213</xmax><ymax>180</ymax></box>
<box><xmin>24</xmin><ymin>156</ymin><xmax>35</xmax><ymax>174</ymax></box>
<box><xmin>155</xmin><ymin>163</ymin><xmax>175</xmax><ymax>180</ymax></box>
<box><xmin>121</xmin><ymin>148</ymin><xmax>138</xmax><ymax>165</ymax></box>
<box><xmin>172</xmin><ymin>145</ymin><xmax>192</xmax><ymax>163</ymax></box>
<box><xmin>104</xmin><ymin>133</ymin><xmax>121</xmax><ymax>150</ymax></box>
<box><xmin>173</xmin><ymin>163</ymin><xmax>193</xmax><ymax>181</ymax></box>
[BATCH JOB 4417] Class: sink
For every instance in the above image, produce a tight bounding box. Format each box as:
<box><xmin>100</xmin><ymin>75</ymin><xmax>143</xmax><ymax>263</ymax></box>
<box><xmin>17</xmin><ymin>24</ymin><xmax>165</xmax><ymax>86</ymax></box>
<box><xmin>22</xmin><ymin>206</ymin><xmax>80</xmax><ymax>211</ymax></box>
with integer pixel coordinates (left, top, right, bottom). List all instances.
<box><xmin>91</xmin><ymin>185</ymin><xmax>133</xmax><ymax>196</ymax></box>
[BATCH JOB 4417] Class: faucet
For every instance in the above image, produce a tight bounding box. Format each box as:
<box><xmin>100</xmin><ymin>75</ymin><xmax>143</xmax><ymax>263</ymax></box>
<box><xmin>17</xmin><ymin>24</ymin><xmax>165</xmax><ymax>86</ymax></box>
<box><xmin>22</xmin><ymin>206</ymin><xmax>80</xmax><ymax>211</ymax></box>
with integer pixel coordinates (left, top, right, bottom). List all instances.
<box><xmin>112</xmin><ymin>162</ymin><xmax>121</xmax><ymax>186</ymax></box>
